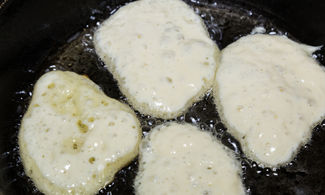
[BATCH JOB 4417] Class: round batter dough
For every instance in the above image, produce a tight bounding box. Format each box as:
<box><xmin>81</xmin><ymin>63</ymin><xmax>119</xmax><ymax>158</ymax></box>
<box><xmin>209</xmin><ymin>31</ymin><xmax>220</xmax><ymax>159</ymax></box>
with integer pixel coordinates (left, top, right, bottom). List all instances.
<box><xmin>134</xmin><ymin>122</ymin><xmax>245</xmax><ymax>195</ymax></box>
<box><xmin>19</xmin><ymin>71</ymin><xmax>141</xmax><ymax>195</ymax></box>
<box><xmin>215</xmin><ymin>34</ymin><xmax>325</xmax><ymax>167</ymax></box>
<box><xmin>94</xmin><ymin>0</ymin><xmax>219</xmax><ymax>119</ymax></box>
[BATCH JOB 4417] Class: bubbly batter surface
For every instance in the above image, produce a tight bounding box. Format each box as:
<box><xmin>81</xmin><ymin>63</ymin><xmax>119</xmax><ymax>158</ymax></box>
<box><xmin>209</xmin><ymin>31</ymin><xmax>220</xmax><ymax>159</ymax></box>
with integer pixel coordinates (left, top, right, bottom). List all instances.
<box><xmin>19</xmin><ymin>71</ymin><xmax>141</xmax><ymax>195</ymax></box>
<box><xmin>135</xmin><ymin>123</ymin><xmax>245</xmax><ymax>195</ymax></box>
<box><xmin>94</xmin><ymin>0</ymin><xmax>219</xmax><ymax>118</ymax></box>
<box><xmin>215</xmin><ymin>34</ymin><xmax>325</xmax><ymax>166</ymax></box>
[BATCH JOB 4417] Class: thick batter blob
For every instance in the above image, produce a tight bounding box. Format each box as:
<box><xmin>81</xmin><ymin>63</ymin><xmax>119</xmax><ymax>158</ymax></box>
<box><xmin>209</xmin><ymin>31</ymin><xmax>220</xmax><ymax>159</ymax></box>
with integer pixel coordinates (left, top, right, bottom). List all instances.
<box><xmin>94</xmin><ymin>0</ymin><xmax>219</xmax><ymax>119</ymax></box>
<box><xmin>215</xmin><ymin>34</ymin><xmax>325</xmax><ymax>167</ymax></box>
<box><xmin>134</xmin><ymin>122</ymin><xmax>245</xmax><ymax>195</ymax></box>
<box><xmin>19</xmin><ymin>71</ymin><xmax>141</xmax><ymax>195</ymax></box>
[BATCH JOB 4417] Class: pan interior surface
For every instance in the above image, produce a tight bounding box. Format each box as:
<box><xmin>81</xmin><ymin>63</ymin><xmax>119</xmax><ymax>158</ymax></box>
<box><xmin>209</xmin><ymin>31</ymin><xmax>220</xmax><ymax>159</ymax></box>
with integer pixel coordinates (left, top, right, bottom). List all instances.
<box><xmin>0</xmin><ymin>0</ymin><xmax>325</xmax><ymax>194</ymax></box>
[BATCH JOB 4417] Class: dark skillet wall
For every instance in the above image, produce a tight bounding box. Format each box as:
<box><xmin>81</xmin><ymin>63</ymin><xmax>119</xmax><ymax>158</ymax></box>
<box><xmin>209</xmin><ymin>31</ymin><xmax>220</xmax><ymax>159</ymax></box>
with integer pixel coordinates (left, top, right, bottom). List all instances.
<box><xmin>0</xmin><ymin>0</ymin><xmax>105</xmax><ymax>68</ymax></box>
<box><xmin>233</xmin><ymin>0</ymin><xmax>325</xmax><ymax>45</ymax></box>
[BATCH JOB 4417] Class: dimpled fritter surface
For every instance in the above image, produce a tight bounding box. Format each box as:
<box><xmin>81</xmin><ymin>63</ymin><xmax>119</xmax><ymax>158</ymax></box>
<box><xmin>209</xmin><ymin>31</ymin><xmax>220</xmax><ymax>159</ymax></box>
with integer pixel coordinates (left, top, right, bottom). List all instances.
<box><xmin>19</xmin><ymin>71</ymin><xmax>141</xmax><ymax>195</ymax></box>
<box><xmin>215</xmin><ymin>34</ymin><xmax>325</xmax><ymax>167</ymax></box>
<box><xmin>94</xmin><ymin>0</ymin><xmax>219</xmax><ymax>119</ymax></box>
<box><xmin>135</xmin><ymin>122</ymin><xmax>245</xmax><ymax>195</ymax></box>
